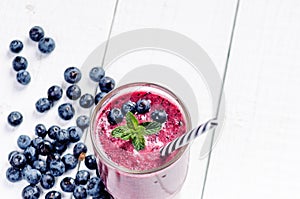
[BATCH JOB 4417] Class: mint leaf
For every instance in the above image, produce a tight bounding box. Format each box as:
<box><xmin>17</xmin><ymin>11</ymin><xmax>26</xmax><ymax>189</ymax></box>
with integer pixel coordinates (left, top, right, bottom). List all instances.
<box><xmin>141</xmin><ymin>121</ymin><xmax>162</xmax><ymax>135</ymax></box>
<box><xmin>131</xmin><ymin>132</ymin><xmax>145</xmax><ymax>151</ymax></box>
<box><xmin>126</xmin><ymin>112</ymin><xmax>139</xmax><ymax>130</ymax></box>
<box><xmin>112</xmin><ymin>126</ymin><xmax>129</xmax><ymax>138</ymax></box>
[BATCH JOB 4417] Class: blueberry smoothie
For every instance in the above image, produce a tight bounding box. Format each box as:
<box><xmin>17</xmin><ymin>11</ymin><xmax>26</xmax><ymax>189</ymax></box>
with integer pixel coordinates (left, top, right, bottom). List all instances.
<box><xmin>91</xmin><ymin>83</ymin><xmax>191</xmax><ymax>199</ymax></box>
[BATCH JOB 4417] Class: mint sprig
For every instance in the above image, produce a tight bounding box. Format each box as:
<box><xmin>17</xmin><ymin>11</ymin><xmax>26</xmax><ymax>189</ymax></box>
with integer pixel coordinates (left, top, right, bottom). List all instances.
<box><xmin>111</xmin><ymin>112</ymin><xmax>162</xmax><ymax>151</ymax></box>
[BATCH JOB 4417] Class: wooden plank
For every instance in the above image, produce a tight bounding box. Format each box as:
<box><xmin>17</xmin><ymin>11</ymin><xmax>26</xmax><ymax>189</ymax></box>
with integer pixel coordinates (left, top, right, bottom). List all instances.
<box><xmin>203</xmin><ymin>0</ymin><xmax>300</xmax><ymax>198</ymax></box>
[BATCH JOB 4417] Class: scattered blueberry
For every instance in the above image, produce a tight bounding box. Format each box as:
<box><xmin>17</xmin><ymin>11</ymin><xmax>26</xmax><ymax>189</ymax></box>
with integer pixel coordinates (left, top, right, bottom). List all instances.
<box><xmin>6</xmin><ymin>166</ymin><xmax>22</xmax><ymax>182</ymax></box>
<box><xmin>9</xmin><ymin>152</ymin><xmax>27</xmax><ymax>169</ymax></box>
<box><xmin>86</xmin><ymin>177</ymin><xmax>105</xmax><ymax>197</ymax></box>
<box><xmin>94</xmin><ymin>92</ymin><xmax>107</xmax><ymax>105</ymax></box>
<box><xmin>49</xmin><ymin>160</ymin><xmax>65</xmax><ymax>177</ymax></box>
<box><xmin>22</xmin><ymin>184</ymin><xmax>40</xmax><ymax>199</ymax></box>
<box><xmin>24</xmin><ymin>168</ymin><xmax>42</xmax><ymax>185</ymax></box>
<box><xmin>40</xmin><ymin>173</ymin><xmax>55</xmax><ymax>189</ymax></box>
<box><xmin>151</xmin><ymin>109</ymin><xmax>167</xmax><ymax>123</ymax></box>
<box><xmin>21</xmin><ymin>164</ymin><xmax>32</xmax><ymax>179</ymax></box>
<box><xmin>60</xmin><ymin>177</ymin><xmax>76</xmax><ymax>192</ymax></box>
<box><xmin>16</xmin><ymin>70</ymin><xmax>31</xmax><ymax>85</ymax></box>
<box><xmin>32</xmin><ymin>159</ymin><xmax>47</xmax><ymax>173</ymax></box>
<box><xmin>37</xmin><ymin>139</ymin><xmax>53</xmax><ymax>156</ymax></box>
<box><xmin>99</xmin><ymin>76</ymin><xmax>115</xmax><ymax>92</ymax></box>
<box><xmin>12</xmin><ymin>56</ymin><xmax>28</xmax><ymax>71</ymax></box>
<box><xmin>23</xmin><ymin>146</ymin><xmax>38</xmax><ymax>163</ymax></box>
<box><xmin>46</xmin><ymin>153</ymin><xmax>61</xmax><ymax>167</ymax></box>
<box><xmin>45</xmin><ymin>190</ymin><xmax>62</xmax><ymax>199</ymax></box>
<box><xmin>55</xmin><ymin>129</ymin><xmax>70</xmax><ymax>144</ymax></box>
<box><xmin>47</xmin><ymin>85</ymin><xmax>63</xmax><ymax>101</ymax></box>
<box><xmin>62</xmin><ymin>153</ymin><xmax>78</xmax><ymax>170</ymax></box>
<box><xmin>31</xmin><ymin>136</ymin><xmax>44</xmax><ymax>149</ymax></box>
<box><xmin>84</xmin><ymin>155</ymin><xmax>97</xmax><ymax>170</ymax></box>
<box><xmin>7</xmin><ymin>111</ymin><xmax>23</xmax><ymax>126</ymax></box>
<box><xmin>121</xmin><ymin>101</ymin><xmax>136</xmax><ymax>115</ymax></box>
<box><xmin>68</xmin><ymin>126</ymin><xmax>83</xmax><ymax>143</ymax></box>
<box><xmin>48</xmin><ymin>125</ymin><xmax>61</xmax><ymax>139</ymax></box>
<box><xmin>52</xmin><ymin>140</ymin><xmax>68</xmax><ymax>154</ymax></box>
<box><xmin>29</xmin><ymin>26</ymin><xmax>45</xmax><ymax>42</ymax></box>
<box><xmin>66</xmin><ymin>84</ymin><xmax>81</xmax><ymax>100</ymax></box>
<box><xmin>136</xmin><ymin>99</ymin><xmax>151</xmax><ymax>114</ymax></box>
<box><xmin>38</xmin><ymin>37</ymin><xmax>55</xmax><ymax>54</ymax></box>
<box><xmin>35</xmin><ymin>97</ymin><xmax>53</xmax><ymax>113</ymax></box>
<box><xmin>64</xmin><ymin>67</ymin><xmax>82</xmax><ymax>84</ymax></box>
<box><xmin>107</xmin><ymin>108</ymin><xmax>123</xmax><ymax>125</ymax></box>
<box><xmin>73</xmin><ymin>185</ymin><xmax>88</xmax><ymax>199</ymax></box>
<box><xmin>79</xmin><ymin>93</ymin><xmax>94</xmax><ymax>108</ymax></box>
<box><xmin>9</xmin><ymin>40</ymin><xmax>23</xmax><ymax>53</ymax></box>
<box><xmin>17</xmin><ymin>135</ymin><xmax>31</xmax><ymax>150</ymax></box>
<box><xmin>73</xmin><ymin>142</ymin><xmax>87</xmax><ymax>158</ymax></box>
<box><xmin>76</xmin><ymin>115</ymin><xmax>90</xmax><ymax>130</ymax></box>
<box><xmin>8</xmin><ymin>150</ymin><xmax>19</xmax><ymax>162</ymax></box>
<box><xmin>89</xmin><ymin>67</ymin><xmax>105</xmax><ymax>82</ymax></box>
<box><xmin>75</xmin><ymin>170</ymin><xmax>90</xmax><ymax>185</ymax></box>
<box><xmin>35</xmin><ymin>123</ymin><xmax>47</xmax><ymax>138</ymax></box>
<box><xmin>58</xmin><ymin>103</ymin><xmax>75</xmax><ymax>120</ymax></box>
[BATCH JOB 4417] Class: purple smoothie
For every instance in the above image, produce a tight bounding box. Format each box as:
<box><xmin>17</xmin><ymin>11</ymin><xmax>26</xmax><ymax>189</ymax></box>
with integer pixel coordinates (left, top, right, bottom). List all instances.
<box><xmin>91</xmin><ymin>83</ymin><xmax>191</xmax><ymax>199</ymax></box>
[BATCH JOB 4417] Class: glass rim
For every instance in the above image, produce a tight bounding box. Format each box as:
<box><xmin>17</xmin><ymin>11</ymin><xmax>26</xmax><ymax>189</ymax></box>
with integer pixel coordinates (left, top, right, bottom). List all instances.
<box><xmin>90</xmin><ymin>82</ymin><xmax>192</xmax><ymax>174</ymax></box>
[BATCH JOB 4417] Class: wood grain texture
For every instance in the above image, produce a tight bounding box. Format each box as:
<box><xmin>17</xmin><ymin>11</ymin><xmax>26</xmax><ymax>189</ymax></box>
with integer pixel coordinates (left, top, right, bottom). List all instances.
<box><xmin>203</xmin><ymin>0</ymin><xmax>300</xmax><ymax>198</ymax></box>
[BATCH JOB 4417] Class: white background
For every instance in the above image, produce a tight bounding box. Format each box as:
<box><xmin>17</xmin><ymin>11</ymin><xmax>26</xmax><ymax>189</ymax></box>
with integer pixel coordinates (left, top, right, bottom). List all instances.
<box><xmin>0</xmin><ymin>0</ymin><xmax>299</xmax><ymax>199</ymax></box>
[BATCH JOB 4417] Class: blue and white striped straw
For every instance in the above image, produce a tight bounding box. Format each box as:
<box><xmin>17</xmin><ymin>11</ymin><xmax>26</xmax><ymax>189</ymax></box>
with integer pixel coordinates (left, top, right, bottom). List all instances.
<box><xmin>160</xmin><ymin>119</ymin><xmax>218</xmax><ymax>157</ymax></box>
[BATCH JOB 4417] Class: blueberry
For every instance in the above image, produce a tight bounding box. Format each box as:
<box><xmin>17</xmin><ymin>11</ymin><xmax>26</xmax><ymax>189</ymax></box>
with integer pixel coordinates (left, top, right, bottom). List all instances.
<box><xmin>84</xmin><ymin>155</ymin><xmax>97</xmax><ymax>170</ymax></box>
<box><xmin>7</xmin><ymin>111</ymin><xmax>23</xmax><ymax>126</ymax></box>
<box><xmin>22</xmin><ymin>184</ymin><xmax>40</xmax><ymax>199</ymax></box>
<box><xmin>32</xmin><ymin>159</ymin><xmax>47</xmax><ymax>173</ymax></box>
<box><xmin>8</xmin><ymin>150</ymin><xmax>19</xmax><ymax>162</ymax></box>
<box><xmin>62</xmin><ymin>153</ymin><xmax>78</xmax><ymax>170</ymax></box>
<box><xmin>136</xmin><ymin>99</ymin><xmax>151</xmax><ymax>114</ymax></box>
<box><xmin>52</xmin><ymin>140</ymin><xmax>68</xmax><ymax>154</ymax></box>
<box><xmin>35</xmin><ymin>123</ymin><xmax>47</xmax><ymax>138</ymax></box>
<box><xmin>121</xmin><ymin>101</ymin><xmax>136</xmax><ymax>115</ymax></box>
<box><xmin>40</xmin><ymin>173</ymin><xmax>55</xmax><ymax>189</ymax></box>
<box><xmin>49</xmin><ymin>160</ymin><xmax>65</xmax><ymax>177</ymax></box>
<box><xmin>16</xmin><ymin>70</ymin><xmax>31</xmax><ymax>85</ymax></box>
<box><xmin>99</xmin><ymin>76</ymin><xmax>115</xmax><ymax>92</ymax></box>
<box><xmin>37</xmin><ymin>140</ymin><xmax>54</xmax><ymax>156</ymax></box>
<box><xmin>73</xmin><ymin>142</ymin><xmax>87</xmax><ymax>158</ymax></box>
<box><xmin>21</xmin><ymin>164</ymin><xmax>32</xmax><ymax>179</ymax></box>
<box><xmin>17</xmin><ymin>135</ymin><xmax>31</xmax><ymax>150</ymax></box>
<box><xmin>107</xmin><ymin>108</ymin><xmax>123</xmax><ymax>125</ymax></box>
<box><xmin>9</xmin><ymin>152</ymin><xmax>27</xmax><ymax>169</ymax></box>
<box><xmin>29</xmin><ymin>26</ymin><xmax>45</xmax><ymax>42</ymax></box>
<box><xmin>55</xmin><ymin>129</ymin><xmax>70</xmax><ymax>144</ymax></box>
<box><xmin>75</xmin><ymin>170</ymin><xmax>90</xmax><ymax>185</ymax></box>
<box><xmin>86</xmin><ymin>177</ymin><xmax>105</xmax><ymax>197</ymax></box>
<box><xmin>73</xmin><ymin>185</ymin><xmax>88</xmax><ymax>199</ymax></box>
<box><xmin>89</xmin><ymin>67</ymin><xmax>105</xmax><ymax>82</ymax></box>
<box><xmin>46</xmin><ymin>153</ymin><xmax>61</xmax><ymax>167</ymax></box>
<box><xmin>66</xmin><ymin>84</ymin><xmax>82</xmax><ymax>100</ymax></box>
<box><xmin>151</xmin><ymin>109</ymin><xmax>167</xmax><ymax>123</ymax></box>
<box><xmin>9</xmin><ymin>40</ymin><xmax>23</xmax><ymax>53</ymax></box>
<box><xmin>24</xmin><ymin>168</ymin><xmax>42</xmax><ymax>184</ymax></box>
<box><xmin>35</xmin><ymin>97</ymin><xmax>53</xmax><ymax>113</ymax></box>
<box><xmin>31</xmin><ymin>136</ymin><xmax>44</xmax><ymax>149</ymax></box>
<box><xmin>45</xmin><ymin>191</ymin><xmax>62</xmax><ymax>199</ymax></box>
<box><xmin>68</xmin><ymin>126</ymin><xmax>83</xmax><ymax>143</ymax></box>
<box><xmin>47</xmin><ymin>85</ymin><xmax>63</xmax><ymax>101</ymax></box>
<box><xmin>38</xmin><ymin>37</ymin><xmax>55</xmax><ymax>53</ymax></box>
<box><xmin>6</xmin><ymin>166</ymin><xmax>22</xmax><ymax>182</ymax></box>
<box><xmin>95</xmin><ymin>92</ymin><xmax>107</xmax><ymax>105</ymax></box>
<box><xmin>79</xmin><ymin>93</ymin><xmax>94</xmax><ymax>108</ymax></box>
<box><xmin>60</xmin><ymin>177</ymin><xmax>76</xmax><ymax>192</ymax></box>
<box><xmin>64</xmin><ymin>67</ymin><xmax>82</xmax><ymax>84</ymax></box>
<box><xmin>23</xmin><ymin>146</ymin><xmax>38</xmax><ymax>163</ymax></box>
<box><xmin>48</xmin><ymin>125</ymin><xmax>61</xmax><ymax>139</ymax></box>
<box><xmin>12</xmin><ymin>56</ymin><xmax>28</xmax><ymax>71</ymax></box>
<box><xmin>92</xmin><ymin>191</ymin><xmax>112</xmax><ymax>199</ymax></box>
<box><xmin>76</xmin><ymin>115</ymin><xmax>90</xmax><ymax>130</ymax></box>
<box><xmin>58</xmin><ymin>103</ymin><xmax>75</xmax><ymax>120</ymax></box>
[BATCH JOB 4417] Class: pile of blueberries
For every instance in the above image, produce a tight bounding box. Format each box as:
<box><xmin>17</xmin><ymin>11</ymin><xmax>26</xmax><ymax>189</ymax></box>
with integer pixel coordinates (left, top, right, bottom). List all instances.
<box><xmin>6</xmin><ymin>26</ymin><xmax>115</xmax><ymax>199</ymax></box>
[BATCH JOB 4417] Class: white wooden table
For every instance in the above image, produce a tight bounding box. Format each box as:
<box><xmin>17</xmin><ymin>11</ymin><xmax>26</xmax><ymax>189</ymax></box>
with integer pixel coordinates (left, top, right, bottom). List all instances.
<box><xmin>0</xmin><ymin>0</ymin><xmax>299</xmax><ymax>198</ymax></box>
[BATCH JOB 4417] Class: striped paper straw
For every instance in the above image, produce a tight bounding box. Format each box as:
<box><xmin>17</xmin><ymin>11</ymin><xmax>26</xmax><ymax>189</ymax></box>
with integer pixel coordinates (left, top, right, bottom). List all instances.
<box><xmin>160</xmin><ymin>118</ymin><xmax>218</xmax><ymax>157</ymax></box>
